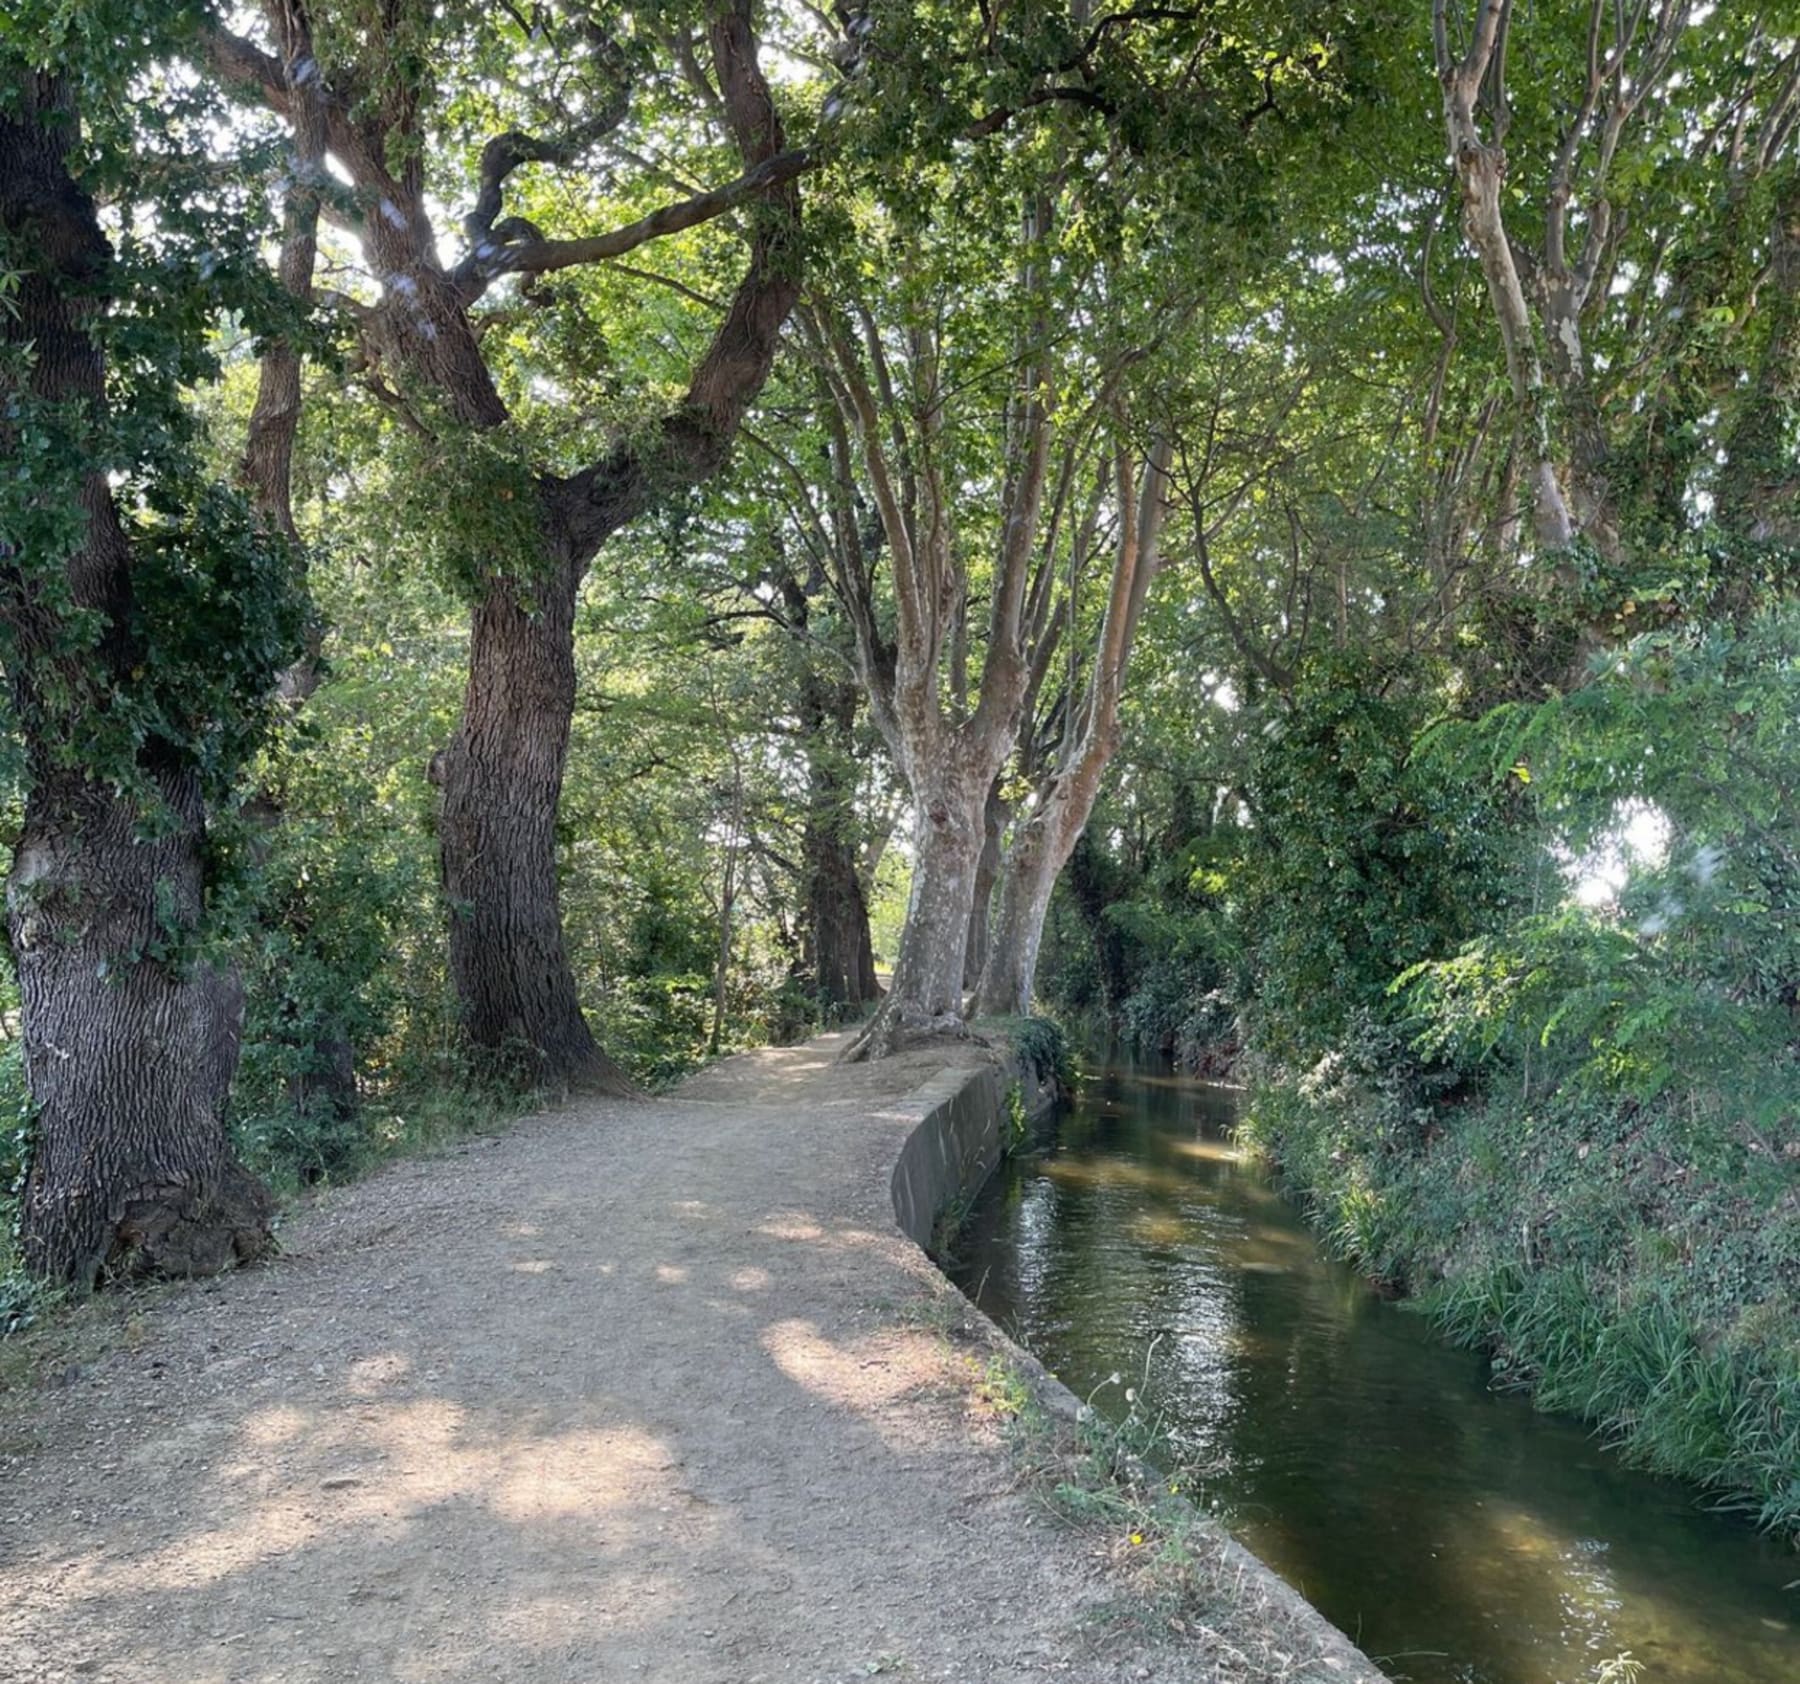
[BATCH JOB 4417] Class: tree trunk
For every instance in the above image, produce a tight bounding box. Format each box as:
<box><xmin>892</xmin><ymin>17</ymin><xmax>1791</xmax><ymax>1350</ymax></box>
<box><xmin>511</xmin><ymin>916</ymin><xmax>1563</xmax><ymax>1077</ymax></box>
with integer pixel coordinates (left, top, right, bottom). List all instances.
<box><xmin>972</xmin><ymin>440</ymin><xmax>1170</xmax><ymax>1018</ymax></box>
<box><xmin>843</xmin><ymin>766</ymin><xmax>987</xmax><ymax>1058</ymax></box>
<box><xmin>974</xmin><ymin>818</ymin><xmax>1056</xmax><ymax>1018</ymax></box>
<box><xmin>12</xmin><ymin>773</ymin><xmax>273</xmax><ymax>1284</ymax></box>
<box><xmin>806</xmin><ymin>838</ymin><xmax>878</xmax><ymax>1012</ymax></box>
<box><xmin>798</xmin><ymin>666</ymin><xmax>878</xmax><ymax>1014</ymax></box>
<box><xmin>963</xmin><ymin>778</ymin><xmax>1009</xmax><ymax>992</ymax></box>
<box><xmin>2</xmin><ymin>73</ymin><xmax>273</xmax><ymax>1283</ymax></box>
<box><xmin>436</xmin><ymin>555</ymin><xmax>635</xmax><ymax>1094</ymax></box>
<box><xmin>240</xmin><ymin>15</ymin><xmax>361</xmax><ymax>1128</ymax></box>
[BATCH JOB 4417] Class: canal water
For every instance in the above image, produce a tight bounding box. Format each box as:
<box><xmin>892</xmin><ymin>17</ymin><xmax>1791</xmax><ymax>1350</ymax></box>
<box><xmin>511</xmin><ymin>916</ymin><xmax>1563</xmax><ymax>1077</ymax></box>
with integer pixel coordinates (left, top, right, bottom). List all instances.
<box><xmin>945</xmin><ymin>1062</ymin><xmax>1799</xmax><ymax>1684</ymax></box>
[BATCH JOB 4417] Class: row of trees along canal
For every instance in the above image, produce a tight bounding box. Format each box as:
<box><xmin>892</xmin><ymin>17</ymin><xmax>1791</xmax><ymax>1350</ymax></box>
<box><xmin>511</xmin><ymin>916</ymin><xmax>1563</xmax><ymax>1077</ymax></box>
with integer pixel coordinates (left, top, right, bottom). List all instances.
<box><xmin>3</xmin><ymin>0</ymin><xmax>1799</xmax><ymax>1315</ymax></box>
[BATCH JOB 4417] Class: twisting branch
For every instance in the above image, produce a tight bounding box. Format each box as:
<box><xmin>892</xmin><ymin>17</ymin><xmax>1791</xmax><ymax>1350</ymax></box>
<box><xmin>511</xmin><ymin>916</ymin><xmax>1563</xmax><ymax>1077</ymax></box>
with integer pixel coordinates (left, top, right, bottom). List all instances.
<box><xmin>461</xmin><ymin>31</ymin><xmax>634</xmax><ymax>253</ymax></box>
<box><xmin>453</xmin><ymin>147</ymin><xmax>813</xmax><ymax>292</ymax></box>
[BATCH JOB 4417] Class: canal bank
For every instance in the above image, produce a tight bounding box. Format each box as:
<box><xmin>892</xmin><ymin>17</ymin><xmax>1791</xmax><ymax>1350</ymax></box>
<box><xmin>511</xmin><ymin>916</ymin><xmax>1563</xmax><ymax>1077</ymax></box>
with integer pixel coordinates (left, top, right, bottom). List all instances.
<box><xmin>948</xmin><ymin>1060</ymin><xmax>1800</xmax><ymax>1684</ymax></box>
<box><xmin>0</xmin><ymin>1030</ymin><xmax>1381</xmax><ymax>1684</ymax></box>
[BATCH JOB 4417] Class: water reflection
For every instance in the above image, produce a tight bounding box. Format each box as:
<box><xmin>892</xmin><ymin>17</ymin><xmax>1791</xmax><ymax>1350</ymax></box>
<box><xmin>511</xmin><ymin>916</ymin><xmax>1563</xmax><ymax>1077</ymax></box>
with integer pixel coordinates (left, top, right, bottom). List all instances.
<box><xmin>947</xmin><ymin>1064</ymin><xmax>1800</xmax><ymax>1684</ymax></box>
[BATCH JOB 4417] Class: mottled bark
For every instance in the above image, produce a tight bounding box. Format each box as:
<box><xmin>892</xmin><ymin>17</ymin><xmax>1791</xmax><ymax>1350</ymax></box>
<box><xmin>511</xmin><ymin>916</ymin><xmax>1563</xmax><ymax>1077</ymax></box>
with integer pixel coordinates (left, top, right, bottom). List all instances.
<box><xmin>816</xmin><ymin>274</ymin><xmax>1044</xmax><ymax>1059</ymax></box>
<box><xmin>1435</xmin><ymin>0</ymin><xmax>1689</xmax><ymax>570</ymax></box>
<box><xmin>975</xmin><ymin>443</ymin><xmax>1170</xmax><ymax>1018</ymax></box>
<box><xmin>963</xmin><ymin>779</ymin><xmax>1009</xmax><ymax>992</ymax></box>
<box><xmin>1435</xmin><ymin>3</ymin><xmax>1574</xmax><ymax>554</ymax></box>
<box><xmin>2</xmin><ymin>73</ymin><xmax>272</xmax><ymax>1284</ymax></box>
<box><xmin>860</xmin><ymin>765</ymin><xmax>990</xmax><ymax>1056</ymax></box>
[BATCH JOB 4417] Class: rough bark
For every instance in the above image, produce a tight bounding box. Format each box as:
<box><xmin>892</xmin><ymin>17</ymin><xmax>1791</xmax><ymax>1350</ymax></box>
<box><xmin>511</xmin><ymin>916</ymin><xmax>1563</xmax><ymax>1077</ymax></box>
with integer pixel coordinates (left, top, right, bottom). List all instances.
<box><xmin>209</xmin><ymin>0</ymin><xmax>801</xmax><ymax>1090</ymax></box>
<box><xmin>799</xmin><ymin>668</ymin><xmax>879</xmax><ymax>1014</ymax></box>
<box><xmin>806</xmin><ymin>836</ymin><xmax>878</xmax><ymax>1013</ymax></box>
<box><xmin>1</xmin><ymin>73</ymin><xmax>273</xmax><ymax>1284</ymax></box>
<box><xmin>442</xmin><ymin>1</ymin><xmax>800</xmax><ymax>1088</ymax></box>
<box><xmin>436</xmin><ymin>555</ymin><xmax>636</xmax><ymax>1093</ymax></box>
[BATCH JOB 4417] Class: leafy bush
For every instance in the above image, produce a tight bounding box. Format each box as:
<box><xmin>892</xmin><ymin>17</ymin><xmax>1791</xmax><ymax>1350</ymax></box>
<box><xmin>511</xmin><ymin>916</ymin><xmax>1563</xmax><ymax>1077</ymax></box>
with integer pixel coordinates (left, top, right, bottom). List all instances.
<box><xmin>1235</xmin><ymin>652</ymin><xmax>1526</xmax><ymax>1066</ymax></box>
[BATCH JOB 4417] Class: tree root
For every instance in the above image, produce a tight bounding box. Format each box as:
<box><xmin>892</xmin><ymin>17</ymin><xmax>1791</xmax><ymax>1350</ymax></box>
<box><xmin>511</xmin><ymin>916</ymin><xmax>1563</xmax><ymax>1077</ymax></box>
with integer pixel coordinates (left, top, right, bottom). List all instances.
<box><xmin>837</xmin><ymin>1003</ymin><xmax>973</xmax><ymax>1064</ymax></box>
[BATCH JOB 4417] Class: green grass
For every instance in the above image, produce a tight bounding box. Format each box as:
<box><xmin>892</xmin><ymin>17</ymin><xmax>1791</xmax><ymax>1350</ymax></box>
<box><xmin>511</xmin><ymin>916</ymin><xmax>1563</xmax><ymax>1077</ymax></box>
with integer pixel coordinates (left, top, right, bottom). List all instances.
<box><xmin>1238</xmin><ymin>1062</ymin><xmax>1800</xmax><ymax>1541</ymax></box>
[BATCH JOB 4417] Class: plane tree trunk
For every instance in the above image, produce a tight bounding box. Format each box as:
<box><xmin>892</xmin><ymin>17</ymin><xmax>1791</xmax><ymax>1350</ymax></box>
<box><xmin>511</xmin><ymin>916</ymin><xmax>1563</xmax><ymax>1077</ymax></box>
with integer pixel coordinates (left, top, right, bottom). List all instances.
<box><xmin>975</xmin><ymin>443</ymin><xmax>1170</xmax><ymax>1018</ymax></box>
<box><xmin>963</xmin><ymin>779</ymin><xmax>1009</xmax><ymax>993</ymax></box>
<box><xmin>1434</xmin><ymin>0</ymin><xmax>1690</xmax><ymax>574</ymax></box>
<box><xmin>806</xmin><ymin>290</ymin><xmax>1045</xmax><ymax>1059</ymax></box>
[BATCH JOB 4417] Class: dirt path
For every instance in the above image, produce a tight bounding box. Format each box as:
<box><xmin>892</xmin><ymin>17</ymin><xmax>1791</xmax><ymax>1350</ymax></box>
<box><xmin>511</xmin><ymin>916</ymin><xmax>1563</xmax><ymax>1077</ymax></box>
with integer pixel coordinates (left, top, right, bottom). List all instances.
<box><xmin>1</xmin><ymin>1037</ymin><xmax>1368</xmax><ymax>1683</ymax></box>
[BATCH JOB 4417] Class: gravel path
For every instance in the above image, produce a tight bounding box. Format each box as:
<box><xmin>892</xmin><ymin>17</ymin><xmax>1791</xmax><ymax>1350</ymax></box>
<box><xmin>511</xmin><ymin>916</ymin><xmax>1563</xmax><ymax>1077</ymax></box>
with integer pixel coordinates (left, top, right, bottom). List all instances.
<box><xmin>0</xmin><ymin>1035</ymin><xmax>1366</xmax><ymax>1683</ymax></box>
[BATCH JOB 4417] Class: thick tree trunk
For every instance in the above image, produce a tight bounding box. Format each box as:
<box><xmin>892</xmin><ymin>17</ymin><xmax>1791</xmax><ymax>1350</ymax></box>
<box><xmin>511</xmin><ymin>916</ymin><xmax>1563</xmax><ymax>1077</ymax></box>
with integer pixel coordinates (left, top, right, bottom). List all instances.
<box><xmin>843</xmin><ymin>766</ymin><xmax>987</xmax><ymax>1058</ymax></box>
<box><xmin>3</xmin><ymin>73</ymin><xmax>273</xmax><ymax>1284</ymax></box>
<box><xmin>428</xmin><ymin>0</ymin><xmax>799</xmax><ymax>1083</ymax></box>
<box><xmin>12</xmin><ymin>773</ymin><xmax>273</xmax><ymax>1284</ymax></box>
<box><xmin>963</xmin><ymin>778</ymin><xmax>1008</xmax><ymax>992</ymax></box>
<box><xmin>974</xmin><ymin>763</ymin><xmax>1110</xmax><ymax>1020</ymax></box>
<box><xmin>974</xmin><ymin>821</ymin><xmax>1060</xmax><ymax>1018</ymax></box>
<box><xmin>437</xmin><ymin>555</ymin><xmax>635</xmax><ymax>1095</ymax></box>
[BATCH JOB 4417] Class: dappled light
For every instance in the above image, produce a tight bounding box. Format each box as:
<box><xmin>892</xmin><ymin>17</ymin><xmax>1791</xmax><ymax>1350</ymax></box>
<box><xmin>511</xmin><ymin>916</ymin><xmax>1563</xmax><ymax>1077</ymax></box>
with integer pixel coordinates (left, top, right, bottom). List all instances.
<box><xmin>3</xmin><ymin>2</ymin><xmax>1798</xmax><ymax>1681</ymax></box>
<box><xmin>952</xmin><ymin>1063</ymin><xmax>1800</xmax><ymax>1684</ymax></box>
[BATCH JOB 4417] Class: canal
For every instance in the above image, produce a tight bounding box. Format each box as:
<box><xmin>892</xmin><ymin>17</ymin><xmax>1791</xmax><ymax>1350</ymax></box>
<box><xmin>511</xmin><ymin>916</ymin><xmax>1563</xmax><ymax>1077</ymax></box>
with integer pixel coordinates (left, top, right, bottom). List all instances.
<box><xmin>945</xmin><ymin>1062</ymin><xmax>1799</xmax><ymax>1684</ymax></box>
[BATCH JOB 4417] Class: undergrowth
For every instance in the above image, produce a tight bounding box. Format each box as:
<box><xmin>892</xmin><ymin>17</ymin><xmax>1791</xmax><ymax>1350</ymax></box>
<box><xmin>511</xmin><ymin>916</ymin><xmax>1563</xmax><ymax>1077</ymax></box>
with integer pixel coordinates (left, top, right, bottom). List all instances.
<box><xmin>1238</xmin><ymin>1042</ymin><xmax>1800</xmax><ymax>1541</ymax></box>
<box><xmin>981</xmin><ymin>1341</ymin><xmax>1371</xmax><ymax>1672</ymax></box>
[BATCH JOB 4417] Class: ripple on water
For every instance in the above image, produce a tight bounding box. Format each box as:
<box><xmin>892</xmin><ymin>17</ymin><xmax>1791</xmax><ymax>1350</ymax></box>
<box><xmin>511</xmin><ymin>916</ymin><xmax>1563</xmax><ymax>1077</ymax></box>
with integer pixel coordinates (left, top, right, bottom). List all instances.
<box><xmin>949</xmin><ymin>1062</ymin><xmax>1800</xmax><ymax>1684</ymax></box>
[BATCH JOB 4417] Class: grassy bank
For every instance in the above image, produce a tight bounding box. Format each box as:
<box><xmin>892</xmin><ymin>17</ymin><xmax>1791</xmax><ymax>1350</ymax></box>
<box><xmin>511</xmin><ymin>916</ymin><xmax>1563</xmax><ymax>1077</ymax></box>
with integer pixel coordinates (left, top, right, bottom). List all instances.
<box><xmin>1237</xmin><ymin>1043</ymin><xmax>1800</xmax><ymax>1541</ymax></box>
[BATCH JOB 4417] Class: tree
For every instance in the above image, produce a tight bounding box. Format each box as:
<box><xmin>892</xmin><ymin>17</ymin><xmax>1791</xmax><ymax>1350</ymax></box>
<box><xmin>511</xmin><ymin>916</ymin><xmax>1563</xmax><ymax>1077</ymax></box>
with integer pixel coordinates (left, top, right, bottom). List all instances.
<box><xmin>202</xmin><ymin>0</ymin><xmax>807</xmax><ymax>1091</ymax></box>
<box><xmin>1</xmin><ymin>21</ymin><xmax>304</xmax><ymax>1281</ymax></box>
<box><xmin>974</xmin><ymin>438</ymin><xmax>1171</xmax><ymax>1015</ymax></box>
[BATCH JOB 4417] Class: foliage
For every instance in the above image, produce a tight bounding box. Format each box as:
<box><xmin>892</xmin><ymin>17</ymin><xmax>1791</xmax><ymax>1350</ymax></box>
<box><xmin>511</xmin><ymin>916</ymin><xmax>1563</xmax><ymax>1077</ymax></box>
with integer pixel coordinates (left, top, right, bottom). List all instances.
<box><xmin>1236</xmin><ymin>653</ymin><xmax>1526</xmax><ymax>1065</ymax></box>
<box><xmin>988</xmin><ymin>1014</ymin><xmax>1074</xmax><ymax>1098</ymax></box>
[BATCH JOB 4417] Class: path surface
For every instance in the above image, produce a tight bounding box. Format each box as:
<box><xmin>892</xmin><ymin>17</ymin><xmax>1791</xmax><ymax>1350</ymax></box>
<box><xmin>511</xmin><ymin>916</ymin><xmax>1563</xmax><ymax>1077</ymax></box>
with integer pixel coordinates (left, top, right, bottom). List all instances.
<box><xmin>0</xmin><ymin>1037</ymin><xmax>1357</xmax><ymax>1683</ymax></box>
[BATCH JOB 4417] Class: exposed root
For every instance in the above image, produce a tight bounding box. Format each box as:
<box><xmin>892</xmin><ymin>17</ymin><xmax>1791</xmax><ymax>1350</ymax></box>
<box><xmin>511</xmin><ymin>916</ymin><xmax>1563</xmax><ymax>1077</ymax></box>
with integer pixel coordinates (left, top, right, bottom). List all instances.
<box><xmin>837</xmin><ymin>1003</ymin><xmax>973</xmax><ymax>1064</ymax></box>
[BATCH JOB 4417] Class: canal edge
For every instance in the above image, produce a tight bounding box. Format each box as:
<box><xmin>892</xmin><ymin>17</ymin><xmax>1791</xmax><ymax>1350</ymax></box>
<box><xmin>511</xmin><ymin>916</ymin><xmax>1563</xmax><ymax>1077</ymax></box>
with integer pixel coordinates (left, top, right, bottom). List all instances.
<box><xmin>883</xmin><ymin>1043</ymin><xmax>1396</xmax><ymax>1684</ymax></box>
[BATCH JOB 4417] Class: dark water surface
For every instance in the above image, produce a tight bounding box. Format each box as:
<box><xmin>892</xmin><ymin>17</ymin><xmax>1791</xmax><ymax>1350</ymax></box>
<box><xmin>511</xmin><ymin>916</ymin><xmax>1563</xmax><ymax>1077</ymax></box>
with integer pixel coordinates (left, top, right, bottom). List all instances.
<box><xmin>945</xmin><ymin>1064</ymin><xmax>1799</xmax><ymax>1684</ymax></box>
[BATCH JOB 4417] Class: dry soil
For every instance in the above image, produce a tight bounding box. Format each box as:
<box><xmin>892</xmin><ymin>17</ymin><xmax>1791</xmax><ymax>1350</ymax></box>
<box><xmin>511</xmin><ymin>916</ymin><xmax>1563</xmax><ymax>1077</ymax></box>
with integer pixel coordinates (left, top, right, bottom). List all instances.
<box><xmin>0</xmin><ymin>1034</ymin><xmax>1379</xmax><ymax>1684</ymax></box>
